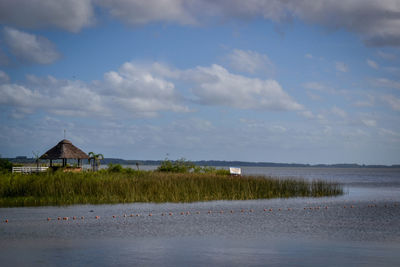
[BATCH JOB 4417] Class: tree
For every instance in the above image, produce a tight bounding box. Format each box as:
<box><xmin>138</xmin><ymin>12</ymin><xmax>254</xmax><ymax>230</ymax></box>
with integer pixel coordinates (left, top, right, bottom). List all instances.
<box><xmin>88</xmin><ymin>152</ymin><xmax>104</xmax><ymax>171</ymax></box>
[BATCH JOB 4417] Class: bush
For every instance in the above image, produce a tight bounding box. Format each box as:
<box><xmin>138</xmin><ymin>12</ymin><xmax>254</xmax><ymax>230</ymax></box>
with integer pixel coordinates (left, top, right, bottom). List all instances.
<box><xmin>157</xmin><ymin>158</ymin><xmax>195</xmax><ymax>173</ymax></box>
<box><xmin>0</xmin><ymin>158</ymin><xmax>12</xmax><ymax>173</ymax></box>
<box><xmin>107</xmin><ymin>163</ymin><xmax>124</xmax><ymax>173</ymax></box>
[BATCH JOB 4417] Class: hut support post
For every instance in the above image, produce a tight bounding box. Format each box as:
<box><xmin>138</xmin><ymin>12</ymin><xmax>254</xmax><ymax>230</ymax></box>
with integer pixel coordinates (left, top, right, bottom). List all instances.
<box><xmin>50</xmin><ymin>159</ymin><xmax>53</xmax><ymax>167</ymax></box>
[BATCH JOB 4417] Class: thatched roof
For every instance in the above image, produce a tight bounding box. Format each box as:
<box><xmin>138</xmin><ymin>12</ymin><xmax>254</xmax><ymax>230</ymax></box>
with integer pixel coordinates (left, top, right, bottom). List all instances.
<box><xmin>40</xmin><ymin>139</ymin><xmax>89</xmax><ymax>160</ymax></box>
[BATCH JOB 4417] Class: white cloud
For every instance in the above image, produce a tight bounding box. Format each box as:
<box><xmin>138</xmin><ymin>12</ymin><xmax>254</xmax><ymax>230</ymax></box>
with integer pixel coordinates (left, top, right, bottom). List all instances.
<box><xmin>0</xmin><ymin>0</ymin><xmax>94</xmax><ymax>32</ymax></box>
<box><xmin>335</xmin><ymin>61</ymin><xmax>349</xmax><ymax>72</ymax></box>
<box><xmin>303</xmin><ymin>82</ymin><xmax>347</xmax><ymax>95</ymax></box>
<box><xmin>0</xmin><ymin>70</ymin><xmax>9</xmax><ymax>84</ymax></box>
<box><xmin>381</xmin><ymin>95</ymin><xmax>400</xmax><ymax>111</ymax></box>
<box><xmin>0</xmin><ymin>60</ymin><xmax>305</xmax><ymax>118</ymax></box>
<box><xmin>0</xmin><ymin>1</ymin><xmax>399</xmax><ymax>46</ymax></box>
<box><xmin>0</xmin><ymin>77</ymin><xmax>104</xmax><ymax>117</ymax></box>
<box><xmin>331</xmin><ymin>106</ymin><xmax>347</xmax><ymax>118</ymax></box>
<box><xmin>378</xmin><ymin>50</ymin><xmax>397</xmax><ymax>60</ymax></box>
<box><xmin>186</xmin><ymin>64</ymin><xmax>303</xmax><ymax>111</ymax></box>
<box><xmin>226</xmin><ymin>49</ymin><xmax>275</xmax><ymax>75</ymax></box>
<box><xmin>373</xmin><ymin>78</ymin><xmax>400</xmax><ymax>90</ymax></box>
<box><xmin>379</xmin><ymin>128</ymin><xmax>400</xmax><ymax>137</ymax></box>
<box><xmin>286</xmin><ymin>0</ymin><xmax>400</xmax><ymax>47</ymax></box>
<box><xmin>0</xmin><ymin>62</ymin><xmax>190</xmax><ymax>118</ymax></box>
<box><xmin>307</xmin><ymin>91</ymin><xmax>322</xmax><ymax>101</ymax></box>
<box><xmin>299</xmin><ymin>110</ymin><xmax>315</xmax><ymax>119</ymax></box>
<box><xmin>366</xmin><ymin>59</ymin><xmax>379</xmax><ymax>69</ymax></box>
<box><xmin>362</xmin><ymin>119</ymin><xmax>377</xmax><ymax>127</ymax></box>
<box><xmin>353</xmin><ymin>94</ymin><xmax>375</xmax><ymax>107</ymax></box>
<box><xmin>96</xmin><ymin>0</ymin><xmax>195</xmax><ymax>25</ymax></box>
<box><xmin>303</xmin><ymin>82</ymin><xmax>327</xmax><ymax>91</ymax></box>
<box><xmin>98</xmin><ymin>0</ymin><xmax>400</xmax><ymax>47</ymax></box>
<box><xmin>3</xmin><ymin>27</ymin><xmax>60</xmax><ymax>64</ymax></box>
<box><xmin>305</xmin><ymin>53</ymin><xmax>313</xmax><ymax>59</ymax></box>
<box><xmin>101</xmin><ymin>62</ymin><xmax>189</xmax><ymax>116</ymax></box>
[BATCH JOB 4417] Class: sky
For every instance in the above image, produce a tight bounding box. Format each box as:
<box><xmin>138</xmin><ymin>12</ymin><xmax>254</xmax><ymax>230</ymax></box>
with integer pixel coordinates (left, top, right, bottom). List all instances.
<box><xmin>0</xmin><ymin>0</ymin><xmax>400</xmax><ymax>165</ymax></box>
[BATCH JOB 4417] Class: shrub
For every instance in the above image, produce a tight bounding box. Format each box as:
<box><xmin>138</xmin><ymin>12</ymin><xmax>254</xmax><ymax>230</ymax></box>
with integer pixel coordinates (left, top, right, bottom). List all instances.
<box><xmin>0</xmin><ymin>158</ymin><xmax>12</xmax><ymax>173</ymax></box>
<box><xmin>107</xmin><ymin>163</ymin><xmax>124</xmax><ymax>173</ymax></box>
<box><xmin>157</xmin><ymin>158</ymin><xmax>195</xmax><ymax>173</ymax></box>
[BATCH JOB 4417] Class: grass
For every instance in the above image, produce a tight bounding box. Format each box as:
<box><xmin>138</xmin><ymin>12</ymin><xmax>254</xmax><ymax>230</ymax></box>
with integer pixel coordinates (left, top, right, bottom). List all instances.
<box><xmin>0</xmin><ymin>169</ymin><xmax>343</xmax><ymax>207</ymax></box>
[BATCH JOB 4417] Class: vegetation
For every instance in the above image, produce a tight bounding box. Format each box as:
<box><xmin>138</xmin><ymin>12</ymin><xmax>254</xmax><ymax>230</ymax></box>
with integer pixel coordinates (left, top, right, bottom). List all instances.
<box><xmin>0</xmin><ymin>166</ymin><xmax>343</xmax><ymax>207</ymax></box>
<box><xmin>157</xmin><ymin>158</ymin><xmax>231</xmax><ymax>175</ymax></box>
<box><xmin>88</xmin><ymin>152</ymin><xmax>104</xmax><ymax>171</ymax></box>
<box><xmin>0</xmin><ymin>158</ymin><xmax>13</xmax><ymax>173</ymax></box>
<box><xmin>157</xmin><ymin>157</ymin><xmax>195</xmax><ymax>173</ymax></box>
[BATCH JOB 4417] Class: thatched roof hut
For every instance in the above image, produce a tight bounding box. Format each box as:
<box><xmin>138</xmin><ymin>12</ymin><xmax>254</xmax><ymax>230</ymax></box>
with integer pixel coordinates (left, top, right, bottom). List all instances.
<box><xmin>40</xmin><ymin>139</ymin><xmax>89</xmax><ymax>167</ymax></box>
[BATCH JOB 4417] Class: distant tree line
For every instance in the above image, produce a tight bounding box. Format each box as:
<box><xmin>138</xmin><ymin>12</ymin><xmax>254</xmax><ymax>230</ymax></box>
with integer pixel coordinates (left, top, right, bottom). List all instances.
<box><xmin>4</xmin><ymin>157</ymin><xmax>400</xmax><ymax>168</ymax></box>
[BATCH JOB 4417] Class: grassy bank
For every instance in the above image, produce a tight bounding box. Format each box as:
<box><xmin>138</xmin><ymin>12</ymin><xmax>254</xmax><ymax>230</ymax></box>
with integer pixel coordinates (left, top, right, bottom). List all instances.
<box><xmin>0</xmin><ymin>170</ymin><xmax>343</xmax><ymax>207</ymax></box>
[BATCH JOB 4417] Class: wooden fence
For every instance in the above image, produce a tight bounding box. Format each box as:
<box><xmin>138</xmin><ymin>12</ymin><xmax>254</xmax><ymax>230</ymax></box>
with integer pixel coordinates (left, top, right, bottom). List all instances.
<box><xmin>12</xmin><ymin>166</ymin><xmax>49</xmax><ymax>174</ymax></box>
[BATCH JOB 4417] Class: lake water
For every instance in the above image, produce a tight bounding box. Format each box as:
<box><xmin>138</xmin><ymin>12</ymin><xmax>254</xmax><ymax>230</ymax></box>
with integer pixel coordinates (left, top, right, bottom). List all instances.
<box><xmin>1</xmin><ymin>167</ymin><xmax>400</xmax><ymax>266</ymax></box>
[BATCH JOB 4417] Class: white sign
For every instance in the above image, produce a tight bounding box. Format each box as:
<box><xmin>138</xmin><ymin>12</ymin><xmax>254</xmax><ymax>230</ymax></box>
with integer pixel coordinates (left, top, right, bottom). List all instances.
<box><xmin>229</xmin><ymin>167</ymin><xmax>241</xmax><ymax>176</ymax></box>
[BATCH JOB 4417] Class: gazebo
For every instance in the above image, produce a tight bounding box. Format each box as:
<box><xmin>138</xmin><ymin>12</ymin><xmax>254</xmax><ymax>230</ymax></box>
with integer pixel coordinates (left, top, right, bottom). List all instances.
<box><xmin>40</xmin><ymin>139</ymin><xmax>89</xmax><ymax>168</ymax></box>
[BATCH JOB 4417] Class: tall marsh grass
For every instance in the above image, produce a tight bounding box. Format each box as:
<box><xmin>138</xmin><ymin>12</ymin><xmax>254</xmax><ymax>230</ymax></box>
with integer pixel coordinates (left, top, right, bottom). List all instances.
<box><xmin>0</xmin><ymin>171</ymin><xmax>343</xmax><ymax>207</ymax></box>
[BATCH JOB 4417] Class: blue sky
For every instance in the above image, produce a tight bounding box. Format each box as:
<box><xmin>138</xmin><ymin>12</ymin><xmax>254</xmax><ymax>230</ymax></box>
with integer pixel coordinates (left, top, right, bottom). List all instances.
<box><xmin>1</xmin><ymin>0</ymin><xmax>400</xmax><ymax>165</ymax></box>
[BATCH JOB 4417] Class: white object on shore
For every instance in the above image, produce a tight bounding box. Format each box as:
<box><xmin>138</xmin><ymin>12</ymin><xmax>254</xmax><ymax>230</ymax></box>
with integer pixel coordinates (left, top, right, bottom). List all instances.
<box><xmin>12</xmin><ymin>166</ymin><xmax>48</xmax><ymax>173</ymax></box>
<box><xmin>229</xmin><ymin>167</ymin><xmax>241</xmax><ymax>176</ymax></box>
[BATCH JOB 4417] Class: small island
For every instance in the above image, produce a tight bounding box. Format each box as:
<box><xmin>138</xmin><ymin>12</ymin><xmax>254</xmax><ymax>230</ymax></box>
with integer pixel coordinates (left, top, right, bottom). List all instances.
<box><xmin>0</xmin><ymin>157</ymin><xmax>342</xmax><ymax>207</ymax></box>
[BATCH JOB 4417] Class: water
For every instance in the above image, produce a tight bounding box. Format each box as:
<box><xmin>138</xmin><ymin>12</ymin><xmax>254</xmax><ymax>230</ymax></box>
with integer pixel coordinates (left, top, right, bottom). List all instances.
<box><xmin>1</xmin><ymin>167</ymin><xmax>400</xmax><ymax>266</ymax></box>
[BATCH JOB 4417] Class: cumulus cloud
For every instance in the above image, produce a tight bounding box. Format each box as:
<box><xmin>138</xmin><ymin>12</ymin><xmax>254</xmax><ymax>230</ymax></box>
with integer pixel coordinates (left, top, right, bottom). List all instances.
<box><xmin>1</xmin><ymin>1</ymin><xmax>398</xmax><ymax>46</ymax></box>
<box><xmin>186</xmin><ymin>64</ymin><xmax>303</xmax><ymax>111</ymax></box>
<box><xmin>3</xmin><ymin>27</ymin><xmax>60</xmax><ymax>64</ymax></box>
<box><xmin>366</xmin><ymin>59</ymin><xmax>379</xmax><ymax>69</ymax></box>
<box><xmin>226</xmin><ymin>49</ymin><xmax>275</xmax><ymax>75</ymax></box>
<box><xmin>287</xmin><ymin>0</ymin><xmax>400</xmax><ymax>47</ymax></box>
<box><xmin>0</xmin><ymin>0</ymin><xmax>94</xmax><ymax>32</ymax></box>
<box><xmin>0</xmin><ymin>61</ymin><xmax>190</xmax><ymax>118</ymax></box>
<box><xmin>0</xmin><ymin>59</ymin><xmax>305</xmax><ymax>119</ymax></box>
<box><xmin>0</xmin><ymin>76</ymin><xmax>104</xmax><ymax>117</ymax></box>
<box><xmin>97</xmin><ymin>0</ymin><xmax>400</xmax><ymax>47</ymax></box>
<box><xmin>335</xmin><ymin>61</ymin><xmax>349</xmax><ymax>72</ymax></box>
<box><xmin>100</xmin><ymin>62</ymin><xmax>189</xmax><ymax>116</ymax></box>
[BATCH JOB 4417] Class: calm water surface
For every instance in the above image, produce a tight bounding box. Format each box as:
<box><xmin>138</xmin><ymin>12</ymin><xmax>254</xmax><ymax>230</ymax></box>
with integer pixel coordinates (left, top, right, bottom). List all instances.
<box><xmin>1</xmin><ymin>167</ymin><xmax>399</xmax><ymax>266</ymax></box>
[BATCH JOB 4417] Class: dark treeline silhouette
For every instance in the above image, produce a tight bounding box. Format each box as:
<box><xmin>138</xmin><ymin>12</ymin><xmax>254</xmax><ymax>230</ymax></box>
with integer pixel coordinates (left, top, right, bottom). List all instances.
<box><xmin>5</xmin><ymin>157</ymin><xmax>400</xmax><ymax>168</ymax></box>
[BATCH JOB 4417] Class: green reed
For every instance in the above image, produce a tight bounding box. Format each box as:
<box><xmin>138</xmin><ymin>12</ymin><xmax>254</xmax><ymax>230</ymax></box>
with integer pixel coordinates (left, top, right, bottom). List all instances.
<box><xmin>0</xmin><ymin>171</ymin><xmax>343</xmax><ymax>207</ymax></box>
